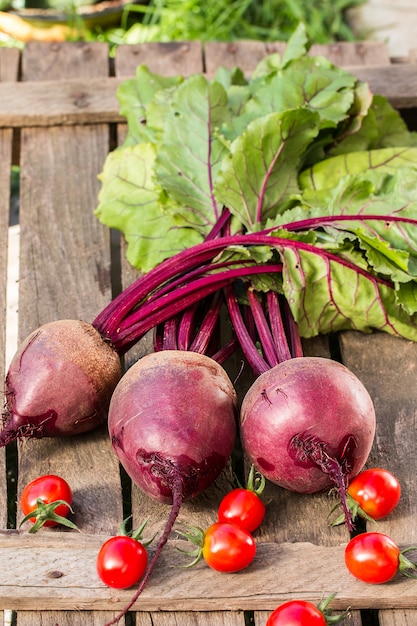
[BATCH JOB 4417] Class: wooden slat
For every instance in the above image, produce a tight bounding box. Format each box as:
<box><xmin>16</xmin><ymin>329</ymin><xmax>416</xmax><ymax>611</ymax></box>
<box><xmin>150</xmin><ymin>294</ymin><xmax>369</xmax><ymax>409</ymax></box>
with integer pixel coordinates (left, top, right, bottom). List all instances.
<box><xmin>137</xmin><ymin>611</ymin><xmax>246</xmax><ymax>625</ymax></box>
<box><xmin>109</xmin><ymin>47</ymin><xmax>243</xmax><ymax>626</ymax></box>
<box><xmin>379</xmin><ymin>610</ymin><xmax>417</xmax><ymax>625</ymax></box>
<box><xmin>16</xmin><ymin>611</ymin><xmax>117</xmax><ymax>625</ymax></box>
<box><xmin>112</xmin><ymin>38</ymin><xmax>239</xmax><ymax>562</ymax></box>
<box><xmin>0</xmin><ymin>76</ymin><xmax>123</xmax><ymax>127</ymax></box>
<box><xmin>2</xmin><ymin>60</ymin><xmax>417</xmax><ymax>130</ymax></box>
<box><xmin>339</xmin><ymin>332</ymin><xmax>417</xmax><ymax>545</ymax></box>
<box><xmin>0</xmin><ymin>117</ymin><xmax>13</xmax><ymax>532</ymax></box>
<box><xmin>15</xmin><ymin>41</ymin><xmax>123</xmax><ymax>625</ymax></box>
<box><xmin>310</xmin><ymin>41</ymin><xmax>391</xmax><ymax>65</ymax></box>
<box><xmin>339</xmin><ymin>331</ymin><xmax>417</xmax><ymax>626</ymax></box>
<box><xmin>0</xmin><ymin>534</ymin><xmax>416</xmax><ymax>611</ymax></box>
<box><xmin>115</xmin><ymin>40</ymin><xmax>203</xmax><ymax>76</ymax></box>
<box><xmin>0</xmin><ymin>46</ymin><xmax>20</xmax><ymax>82</ymax></box>
<box><xmin>0</xmin><ymin>48</ymin><xmax>20</xmax><ymax>626</ymax></box>
<box><xmin>0</xmin><ymin>47</ymin><xmax>20</xmax><ymax>527</ymax></box>
<box><xmin>204</xmin><ymin>39</ymin><xmax>391</xmax><ymax>73</ymax></box>
<box><xmin>327</xmin><ymin>35</ymin><xmax>416</xmax><ymax>626</ymax></box>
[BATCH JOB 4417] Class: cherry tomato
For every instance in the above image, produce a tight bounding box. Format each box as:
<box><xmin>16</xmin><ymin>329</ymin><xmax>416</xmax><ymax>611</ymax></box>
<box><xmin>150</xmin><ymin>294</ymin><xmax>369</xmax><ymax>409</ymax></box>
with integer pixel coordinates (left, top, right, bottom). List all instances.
<box><xmin>348</xmin><ymin>468</ymin><xmax>401</xmax><ymax>520</ymax></box>
<box><xmin>266</xmin><ymin>600</ymin><xmax>327</xmax><ymax>625</ymax></box>
<box><xmin>202</xmin><ymin>522</ymin><xmax>256</xmax><ymax>573</ymax></box>
<box><xmin>20</xmin><ymin>474</ymin><xmax>75</xmax><ymax>532</ymax></box>
<box><xmin>96</xmin><ymin>535</ymin><xmax>148</xmax><ymax>589</ymax></box>
<box><xmin>345</xmin><ymin>532</ymin><xmax>406</xmax><ymax>584</ymax></box>
<box><xmin>218</xmin><ymin>487</ymin><xmax>266</xmax><ymax>533</ymax></box>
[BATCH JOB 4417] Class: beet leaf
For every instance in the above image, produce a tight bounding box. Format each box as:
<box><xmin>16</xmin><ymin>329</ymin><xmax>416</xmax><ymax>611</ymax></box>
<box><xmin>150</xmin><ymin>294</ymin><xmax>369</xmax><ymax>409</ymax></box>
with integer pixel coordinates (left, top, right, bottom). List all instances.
<box><xmin>94</xmin><ymin>23</ymin><xmax>417</xmax><ymax>344</ymax></box>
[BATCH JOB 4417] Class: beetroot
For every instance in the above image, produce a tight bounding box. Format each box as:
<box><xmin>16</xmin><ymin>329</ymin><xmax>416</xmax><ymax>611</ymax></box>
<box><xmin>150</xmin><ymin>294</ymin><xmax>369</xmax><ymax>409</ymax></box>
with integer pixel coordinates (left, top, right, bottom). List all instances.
<box><xmin>240</xmin><ymin>356</ymin><xmax>376</xmax><ymax>527</ymax></box>
<box><xmin>1</xmin><ymin>320</ymin><xmax>122</xmax><ymax>445</ymax></box>
<box><xmin>109</xmin><ymin>350</ymin><xmax>237</xmax><ymax>502</ymax></box>
<box><xmin>104</xmin><ymin>349</ymin><xmax>237</xmax><ymax>624</ymax></box>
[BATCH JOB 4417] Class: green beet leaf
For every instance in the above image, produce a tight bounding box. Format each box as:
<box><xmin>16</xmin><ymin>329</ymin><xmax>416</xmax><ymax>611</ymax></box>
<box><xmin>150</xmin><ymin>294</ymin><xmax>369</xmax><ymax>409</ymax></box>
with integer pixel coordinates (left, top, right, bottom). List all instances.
<box><xmin>280</xmin><ymin>244</ymin><xmax>417</xmax><ymax>340</ymax></box>
<box><xmin>272</xmin><ymin>169</ymin><xmax>417</xmax><ymax>310</ymax></box>
<box><xmin>117</xmin><ymin>65</ymin><xmax>183</xmax><ymax>147</ymax></box>
<box><xmin>154</xmin><ymin>74</ymin><xmax>232</xmax><ymax>234</ymax></box>
<box><xmin>299</xmin><ymin>147</ymin><xmax>417</xmax><ymax>191</ymax></box>
<box><xmin>214</xmin><ymin>108</ymin><xmax>320</xmax><ymax>229</ymax></box>
<box><xmin>95</xmin><ymin>144</ymin><xmax>202</xmax><ymax>273</ymax></box>
<box><xmin>328</xmin><ymin>94</ymin><xmax>417</xmax><ymax>155</ymax></box>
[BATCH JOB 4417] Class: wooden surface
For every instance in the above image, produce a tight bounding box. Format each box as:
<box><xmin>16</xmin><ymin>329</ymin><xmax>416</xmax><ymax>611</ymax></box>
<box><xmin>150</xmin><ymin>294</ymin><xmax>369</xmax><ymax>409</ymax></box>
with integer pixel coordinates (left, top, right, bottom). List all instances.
<box><xmin>1</xmin><ymin>39</ymin><xmax>417</xmax><ymax>626</ymax></box>
<box><xmin>1</xmin><ymin>41</ymin><xmax>417</xmax><ymax>129</ymax></box>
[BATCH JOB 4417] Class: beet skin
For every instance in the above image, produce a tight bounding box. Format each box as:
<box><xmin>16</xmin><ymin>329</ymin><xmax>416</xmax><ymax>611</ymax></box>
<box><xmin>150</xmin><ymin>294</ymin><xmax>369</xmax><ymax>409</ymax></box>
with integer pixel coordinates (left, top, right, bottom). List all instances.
<box><xmin>2</xmin><ymin>319</ymin><xmax>122</xmax><ymax>444</ymax></box>
<box><xmin>108</xmin><ymin>350</ymin><xmax>238</xmax><ymax>504</ymax></box>
<box><xmin>240</xmin><ymin>356</ymin><xmax>376</xmax><ymax>494</ymax></box>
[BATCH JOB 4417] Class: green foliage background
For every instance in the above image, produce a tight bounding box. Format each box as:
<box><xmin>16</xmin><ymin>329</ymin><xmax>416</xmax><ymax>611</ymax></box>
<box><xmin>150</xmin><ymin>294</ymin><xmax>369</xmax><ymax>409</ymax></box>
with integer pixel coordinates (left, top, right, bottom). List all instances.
<box><xmin>109</xmin><ymin>0</ymin><xmax>365</xmax><ymax>47</ymax></box>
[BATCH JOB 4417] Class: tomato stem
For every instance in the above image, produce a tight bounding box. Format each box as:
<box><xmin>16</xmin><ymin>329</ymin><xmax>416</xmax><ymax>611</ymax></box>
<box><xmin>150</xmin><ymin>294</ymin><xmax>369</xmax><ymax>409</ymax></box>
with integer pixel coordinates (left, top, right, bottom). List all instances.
<box><xmin>175</xmin><ymin>525</ymin><xmax>206</xmax><ymax>567</ymax></box>
<box><xmin>246</xmin><ymin>464</ymin><xmax>266</xmax><ymax>496</ymax></box>
<box><xmin>317</xmin><ymin>593</ymin><xmax>351</xmax><ymax>624</ymax></box>
<box><xmin>328</xmin><ymin>492</ymin><xmax>377</xmax><ymax>528</ymax></box>
<box><xmin>399</xmin><ymin>546</ymin><xmax>417</xmax><ymax>578</ymax></box>
<box><xmin>19</xmin><ymin>498</ymin><xmax>79</xmax><ymax>533</ymax></box>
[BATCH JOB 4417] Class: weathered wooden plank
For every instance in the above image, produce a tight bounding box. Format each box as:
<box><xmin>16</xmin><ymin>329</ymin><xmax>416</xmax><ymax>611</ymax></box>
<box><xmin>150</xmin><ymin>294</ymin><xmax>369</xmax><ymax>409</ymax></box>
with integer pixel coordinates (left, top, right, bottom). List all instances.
<box><xmin>334</xmin><ymin>36</ymin><xmax>416</xmax><ymax>626</ymax></box>
<box><xmin>0</xmin><ymin>46</ymin><xmax>20</xmax><ymax>537</ymax></box>
<box><xmin>0</xmin><ymin>76</ymin><xmax>123</xmax><ymax>127</ymax></box>
<box><xmin>0</xmin><ymin>59</ymin><xmax>18</xmax><ymax>528</ymax></box>
<box><xmin>16</xmin><ymin>40</ymin><xmax>121</xmax><ymax>524</ymax></box>
<box><xmin>2</xmin><ymin>59</ymin><xmax>417</xmax><ymax>129</ymax></box>
<box><xmin>137</xmin><ymin>611</ymin><xmax>246</xmax><ymax>625</ymax></box>
<box><xmin>0</xmin><ymin>125</ymin><xmax>13</xmax><ymax>533</ymax></box>
<box><xmin>379</xmin><ymin>609</ymin><xmax>417</xmax><ymax>625</ymax></box>
<box><xmin>0</xmin><ymin>44</ymin><xmax>21</xmax><ymax>626</ymax></box>
<box><xmin>204</xmin><ymin>39</ymin><xmax>391</xmax><ymax>74</ymax></box>
<box><xmin>0</xmin><ymin>46</ymin><xmax>20</xmax><ymax>82</ymax></box>
<box><xmin>310</xmin><ymin>41</ymin><xmax>391</xmax><ymax>65</ymax></box>
<box><xmin>109</xmin><ymin>59</ymin><xmax>241</xmax><ymax>626</ymax></box>
<box><xmin>115</xmin><ymin>40</ymin><xmax>203</xmax><ymax>77</ymax></box>
<box><xmin>14</xmin><ymin>40</ymin><xmax>124</xmax><ymax>626</ymax></box>
<box><xmin>339</xmin><ymin>332</ymin><xmax>417</xmax><ymax>544</ymax></box>
<box><xmin>16</xmin><ymin>611</ymin><xmax>119</xmax><ymax>625</ymax></box>
<box><xmin>339</xmin><ymin>331</ymin><xmax>417</xmax><ymax>626</ymax></box>
<box><xmin>0</xmin><ymin>535</ymin><xmax>415</xmax><ymax>612</ymax></box>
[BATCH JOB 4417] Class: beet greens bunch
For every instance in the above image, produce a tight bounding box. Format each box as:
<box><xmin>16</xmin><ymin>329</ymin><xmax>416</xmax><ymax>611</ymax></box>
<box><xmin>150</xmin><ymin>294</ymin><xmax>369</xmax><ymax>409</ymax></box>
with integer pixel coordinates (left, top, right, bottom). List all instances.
<box><xmin>95</xmin><ymin>23</ymin><xmax>417</xmax><ymax>352</ymax></box>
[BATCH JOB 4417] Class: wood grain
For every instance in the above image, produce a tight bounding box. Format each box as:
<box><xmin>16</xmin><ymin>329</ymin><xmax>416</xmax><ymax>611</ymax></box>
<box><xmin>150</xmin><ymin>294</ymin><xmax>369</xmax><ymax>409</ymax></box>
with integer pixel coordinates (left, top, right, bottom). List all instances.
<box><xmin>0</xmin><ymin>46</ymin><xmax>20</xmax><ymax>540</ymax></box>
<box><xmin>0</xmin><ymin>533</ymin><xmax>415</xmax><ymax>612</ymax></box>
<box><xmin>15</xmin><ymin>40</ymin><xmax>125</xmax><ymax>625</ymax></box>
<box><xmin>2</xmin><ymin>61</ymin><xmax>417</xmax><ymax>129</ymax></box>
<box><xmin>0</xmin><ymin>129</ymin><xmax>12</xmax><ymax>532</ymax></box>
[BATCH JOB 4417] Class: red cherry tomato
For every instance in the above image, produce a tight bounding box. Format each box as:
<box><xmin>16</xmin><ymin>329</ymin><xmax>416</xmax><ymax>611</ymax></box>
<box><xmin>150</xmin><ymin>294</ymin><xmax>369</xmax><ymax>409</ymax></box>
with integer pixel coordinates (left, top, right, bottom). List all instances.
<box><xmin>266</xmin><ymin>599</ymin><xmax>327</xmax><ymax>625</ymax></box>
<box><xmin>345</xmin><ymin>532</ymin><xmax>402</xmax><ymax>583</ymax></box>
<box><xmin>348</xmin><ymin>468</ymin><xmax>401</xmax><ymax>520</ymax></box>
<box><xmin>218</xmin><ymin>487</ymin><xmax>266</xmax><ymax>532</ymax></box>
<box><xmin>96</xmin><ymin>535</ymin><xmax>148</xmax><ymax>589</ymax></box>
<box><xmin>20</xmin><ymin>474</ymin><xmax>73</xmax><ymax>528</ymax></box>
<box><xmin>202</xmin><ymin>522</ymin><xmax>256</xmax><ymax>573</ymax></box>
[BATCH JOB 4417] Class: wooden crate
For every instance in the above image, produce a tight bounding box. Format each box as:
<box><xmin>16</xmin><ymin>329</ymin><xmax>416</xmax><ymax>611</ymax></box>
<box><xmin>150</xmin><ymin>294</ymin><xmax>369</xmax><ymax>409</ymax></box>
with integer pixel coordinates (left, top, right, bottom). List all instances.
<box><xmin>1</xmin><ymin>39</ymin><xmax>417</xmax><ymax>626</ymax></box>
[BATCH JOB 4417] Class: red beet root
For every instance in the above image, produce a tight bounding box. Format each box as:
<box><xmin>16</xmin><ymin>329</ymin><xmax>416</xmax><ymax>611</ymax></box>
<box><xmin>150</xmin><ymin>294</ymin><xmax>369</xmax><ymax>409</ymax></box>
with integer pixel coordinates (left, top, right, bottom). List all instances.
<box><xmin>1</xmin><ymin>319</ymin><xmax>122</xmax><ymax>445</ymax></box>
<box><xmin>105</xmin><ymin>349</ymin><xmax>237</xmax><ymax>624</ymax></box>
<box><xmin>240</xmin><ymin>356</ymin><xmax>376</xmax><ymax>529</ymax></box>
